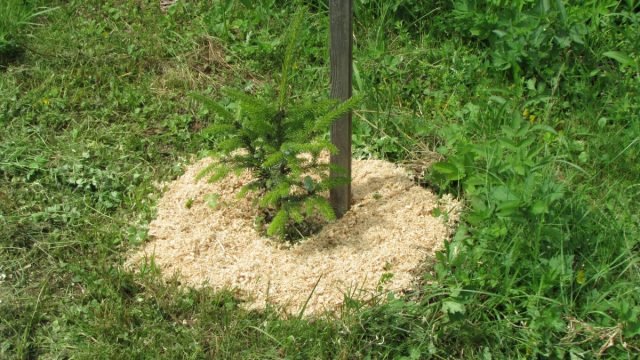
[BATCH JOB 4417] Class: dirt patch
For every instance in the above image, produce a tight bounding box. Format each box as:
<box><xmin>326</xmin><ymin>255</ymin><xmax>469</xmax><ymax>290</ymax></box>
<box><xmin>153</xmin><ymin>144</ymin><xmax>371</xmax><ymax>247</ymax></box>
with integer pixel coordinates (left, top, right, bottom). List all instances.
<box><xmin>127</xmin><ymin>157</ymin><xmax>461</xmax><ymax>316</ymax></box>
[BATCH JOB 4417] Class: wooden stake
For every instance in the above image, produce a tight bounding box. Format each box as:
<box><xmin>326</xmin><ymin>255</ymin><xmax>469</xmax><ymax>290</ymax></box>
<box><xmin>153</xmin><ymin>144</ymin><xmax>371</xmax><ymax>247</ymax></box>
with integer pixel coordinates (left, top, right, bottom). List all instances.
<box><xmin>329</xmin><ymin>0</ymin><xmax>353</xmax><ymax>218</ymax></box>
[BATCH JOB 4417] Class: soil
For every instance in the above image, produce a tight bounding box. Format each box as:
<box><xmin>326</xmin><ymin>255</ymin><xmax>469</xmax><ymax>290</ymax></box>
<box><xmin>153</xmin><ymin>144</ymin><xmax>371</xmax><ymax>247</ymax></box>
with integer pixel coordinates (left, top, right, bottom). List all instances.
<box><xmin>127</xmin><ymin>157</ymin><xmax>461</xmax><ymax>317</ymax></box>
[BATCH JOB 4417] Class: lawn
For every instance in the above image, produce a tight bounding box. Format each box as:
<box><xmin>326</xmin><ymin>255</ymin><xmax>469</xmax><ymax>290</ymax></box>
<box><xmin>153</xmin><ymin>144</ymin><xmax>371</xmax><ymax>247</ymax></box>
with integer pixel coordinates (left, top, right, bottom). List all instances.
<box><xmin>1</xmin><ymin>0</ymin><xmax>639</xmax><ymax>358</ymax></box>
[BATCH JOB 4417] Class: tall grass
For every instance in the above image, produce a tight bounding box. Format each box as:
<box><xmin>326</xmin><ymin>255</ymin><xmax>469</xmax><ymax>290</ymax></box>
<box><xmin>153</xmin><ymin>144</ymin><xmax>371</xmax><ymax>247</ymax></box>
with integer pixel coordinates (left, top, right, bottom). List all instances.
<box><xmin>0</xmin><ymin>0</ymin><xmax>56</xmax><ymax>63</ymax></box>
<box><xmin>1</xmin><ymin>0</ymin><xmax>33</xmax><ymax>58</ymax></box>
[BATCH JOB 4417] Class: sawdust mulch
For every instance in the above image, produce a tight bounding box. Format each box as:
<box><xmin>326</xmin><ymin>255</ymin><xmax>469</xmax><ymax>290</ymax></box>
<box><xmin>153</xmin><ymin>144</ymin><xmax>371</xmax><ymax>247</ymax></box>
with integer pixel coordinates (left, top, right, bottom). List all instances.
<box><xmin>127</xmin><ymin>157</ymin><xmax>461</xmax><ymax>316</ymax></box>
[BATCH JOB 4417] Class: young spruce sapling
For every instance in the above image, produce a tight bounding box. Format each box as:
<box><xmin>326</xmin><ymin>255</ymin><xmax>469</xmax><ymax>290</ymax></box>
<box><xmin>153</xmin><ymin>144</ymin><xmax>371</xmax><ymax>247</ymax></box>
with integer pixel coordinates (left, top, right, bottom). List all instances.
<box><xmin>191</xmin><ymin>8</ymin><xmax>360</xmax><ymax>241</ymax></box>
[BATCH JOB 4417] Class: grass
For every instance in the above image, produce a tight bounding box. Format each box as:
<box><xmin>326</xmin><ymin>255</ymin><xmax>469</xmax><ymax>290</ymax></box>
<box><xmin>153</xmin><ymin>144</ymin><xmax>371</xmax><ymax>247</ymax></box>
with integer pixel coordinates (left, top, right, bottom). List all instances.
<box><xmin>1</xmin><ymin>0</ymin><xmax>638</xmax><ymax>358</ymax></box>
<box><xmin>0</xmin><ymin>0</ymin><xmax>58</xmax><ymax>66</ymax></box>
<box><xmin>0</xmin><ymin>0</ymin><xmax>34</xmax><ymax>61</ymax></box>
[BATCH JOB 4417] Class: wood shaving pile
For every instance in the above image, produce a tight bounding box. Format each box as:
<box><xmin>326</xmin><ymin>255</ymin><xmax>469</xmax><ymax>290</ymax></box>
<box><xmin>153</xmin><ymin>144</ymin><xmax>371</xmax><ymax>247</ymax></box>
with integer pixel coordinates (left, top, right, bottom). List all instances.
<box><xmin>127</xmin><ymin>157</ymin><xmax>461</xmax><ymax>316</ymax></box>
